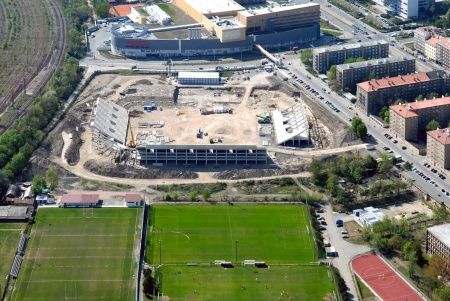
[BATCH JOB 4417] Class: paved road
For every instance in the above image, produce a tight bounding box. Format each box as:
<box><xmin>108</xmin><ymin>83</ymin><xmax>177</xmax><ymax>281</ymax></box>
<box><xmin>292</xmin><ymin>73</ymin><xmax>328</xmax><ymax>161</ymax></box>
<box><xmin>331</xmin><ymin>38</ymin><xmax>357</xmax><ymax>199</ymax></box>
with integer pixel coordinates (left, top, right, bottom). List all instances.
<box><xmin>320</xmin><ymin>205</ymin><xmax>371</xmax><ymax>301</ymax></box>
<box><xmin>280</xmin><ymin>51</ymin><xmax>450</xmax><ymax>207</ymax></box>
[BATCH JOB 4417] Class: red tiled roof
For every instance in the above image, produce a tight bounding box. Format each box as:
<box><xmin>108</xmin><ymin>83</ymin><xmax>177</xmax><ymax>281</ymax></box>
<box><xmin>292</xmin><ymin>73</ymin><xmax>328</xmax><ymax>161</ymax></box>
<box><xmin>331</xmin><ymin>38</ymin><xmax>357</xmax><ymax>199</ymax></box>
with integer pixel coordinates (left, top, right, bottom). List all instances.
<box><xmin>61</xmin><ymin>194</ymin><xmax>99</xmax><ymax>204</ymax></box>
<box><xmin>125</xmin><ymin>193</ymin><xmax>143</xmax><ymax>202</ymax></box>
<box><xmin>357</xmin><ymin>72</ymin><xmax>430</xmax><ymax>93</ymax></box>
<box><xmin>109</xmin><ymin>4</ymin><xmax>142</xmax><ymax>17</ymax></box>
<box><xmin>437</xmin><ymin>37</ymin><xmax>450</xmax><ymax>50</ymax></box>
<box><xmin>427</xmin><ymin>128</ymin><xmax>450</xmax><ymax>145</ymax></box>
<box><xmin>426</xmin><ymin>36</ymin><xmax>440</xmax><ymax>46</ymax></box>
<box><xmin>390</xmin><ymin>96</ymin><xmax>450</xmax><ymax>119</ymax></box>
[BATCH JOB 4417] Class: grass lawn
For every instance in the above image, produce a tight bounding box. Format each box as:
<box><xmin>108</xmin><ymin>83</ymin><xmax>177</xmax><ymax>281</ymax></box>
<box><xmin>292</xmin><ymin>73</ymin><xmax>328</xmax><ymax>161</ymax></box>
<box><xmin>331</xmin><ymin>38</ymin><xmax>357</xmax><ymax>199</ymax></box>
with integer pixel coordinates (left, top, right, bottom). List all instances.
<box><xmin>355</xmin><ymin>275</ymin><xmax>375</xmax><ymax>300</ymax></box>
<box><xmin>149</xmin><ymin>204</ymin><xmax>316</xmax><ymax>264</ymax></box>
<box><xmin>158</xmin><ymin>3</ymin><xmax>175</xmax><ymax>16</ymax></box>
<box><xmin>11</xmin><ymin>208</ymin><xmax>141</xmax><ymax>301</ymax></box>
<box><xmin>0</xmin><ymin>223</ymin><xmax>25</xmax><ymax>289</ymax></box>
<box><xmin>159</xmin><ymin>265</ymin><xmax>335</xmax><ymax>301</ymax></box>
<box><xmin>148</xmin><ymin>204</ymin><xmax>336</xmax><ymax>300</ymax></box>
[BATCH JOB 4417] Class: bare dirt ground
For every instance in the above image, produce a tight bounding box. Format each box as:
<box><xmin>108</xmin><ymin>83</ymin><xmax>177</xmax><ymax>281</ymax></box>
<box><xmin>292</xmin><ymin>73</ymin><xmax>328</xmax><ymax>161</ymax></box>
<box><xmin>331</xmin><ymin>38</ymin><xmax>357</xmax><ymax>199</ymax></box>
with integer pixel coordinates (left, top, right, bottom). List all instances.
<box><xmin>35</xmin><ymin>71</ymin><xmax>361</xmax><ymax>184</ymax></box>
<box><xmin>381</xmin><ymin>199</ymin><xmax>433</xmax><ymax>219</ymax></box>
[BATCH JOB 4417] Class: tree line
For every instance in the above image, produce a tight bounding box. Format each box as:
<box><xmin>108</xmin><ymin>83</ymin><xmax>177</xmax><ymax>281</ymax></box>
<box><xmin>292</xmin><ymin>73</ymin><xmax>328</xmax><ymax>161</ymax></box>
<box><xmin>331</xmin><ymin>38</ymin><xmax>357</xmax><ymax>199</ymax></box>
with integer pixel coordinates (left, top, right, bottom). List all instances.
<box><xmin>0</xmin><ymin>0</ymin><xmax>89</xmax><ymax>188</ymax></box>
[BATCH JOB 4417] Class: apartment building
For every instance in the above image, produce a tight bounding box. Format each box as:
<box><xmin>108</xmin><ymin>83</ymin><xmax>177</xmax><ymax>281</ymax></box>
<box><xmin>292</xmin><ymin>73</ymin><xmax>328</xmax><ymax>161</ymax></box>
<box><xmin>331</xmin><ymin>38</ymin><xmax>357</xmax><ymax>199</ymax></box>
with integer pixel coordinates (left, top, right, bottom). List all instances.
<box><xmin>427</xmin><ymin>128</ymin><xmax>450</xmax><ymax>169</ymax></box>
<box><xmin>389</xmin><ymin>96</ymin><xmax>450</xmax><ymax>141</ymax></box>
<box><xmin>336</xmin><ymin>56</ymin><xmax>415</xmax><ymax>93</ymax></box>
<box><xmin>414</xmin><ymin>26</ymin><xmax>439</xmax><ymax>53</ymax></box>
<box><xmin>373</xmin><ymin>0</ymin><xmax>432</xmax><ymax>19</ymax></box>
<box><xmin>426</xmin><ymin>223</ymin><xmax>450</xmax><ymax>258</ymax></box>
<box><xmin>436</xmin><ymin>38</ymin><xmax>450</xmax><ymax>69</ymax></box>
<box><xmin>415</xmin><ymin>27</ymin><xmax>450</xmax><ymax>68</ymax></box>
<box><xmin>312</xmin><ymin>40</ymin><xmax>389</xmax><ymax>74</ymax></box>
<box><xmin>357</xmin><ymin>70</ymin><xmax>450</xmax><ymax>115</ymax></box>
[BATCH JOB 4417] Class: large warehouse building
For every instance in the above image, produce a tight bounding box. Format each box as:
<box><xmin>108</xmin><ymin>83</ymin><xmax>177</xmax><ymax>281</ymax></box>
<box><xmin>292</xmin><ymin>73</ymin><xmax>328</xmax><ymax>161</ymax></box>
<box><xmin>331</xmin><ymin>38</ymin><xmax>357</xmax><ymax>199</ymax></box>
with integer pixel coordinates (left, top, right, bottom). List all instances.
<box><xmin>111</xmin><ymin>0</ymin><xmax>320</xmax><ymax>58</ymax></box>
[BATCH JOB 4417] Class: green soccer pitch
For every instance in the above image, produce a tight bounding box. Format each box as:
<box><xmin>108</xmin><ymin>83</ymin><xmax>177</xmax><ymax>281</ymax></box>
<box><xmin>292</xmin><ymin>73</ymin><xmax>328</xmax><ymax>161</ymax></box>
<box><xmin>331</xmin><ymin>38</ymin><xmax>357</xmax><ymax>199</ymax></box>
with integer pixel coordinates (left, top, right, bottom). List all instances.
<box><xmin>11</xmin><ymin>208</ymin><xmax>141</xmax><ymax>301</ymax></box>
<box><xmin>0</xmin><ymin>223</ymin><xmax>25</xmax><ymax>290</ymax></box>
<box><xmin>148</xmin><ymin>204</ymin><xmax>337</xmax><ymax>300</ymax></box>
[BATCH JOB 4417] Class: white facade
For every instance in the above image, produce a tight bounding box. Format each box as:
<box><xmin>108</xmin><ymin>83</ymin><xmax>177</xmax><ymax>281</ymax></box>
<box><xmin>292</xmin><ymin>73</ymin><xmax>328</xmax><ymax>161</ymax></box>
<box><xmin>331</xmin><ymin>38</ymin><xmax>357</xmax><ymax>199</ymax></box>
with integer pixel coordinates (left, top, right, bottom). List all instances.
<box><xmin>353</xmin><ymin>207</ymin><xmax>385</xmax><ymax>227</ymax></box>
<box><xmin>145</xmin><ymin>5</ymin><xmax>172</xmax><ymax>25</ymax></box>
<box><xmin>398</xmin><ymin>0</ymin><xmax>419</xmax><ymax>19</ymax></box>
<box><xmin>178</xmin><ymin>72</ymin><xmax>220</xmax><ymax>85</ymax></box>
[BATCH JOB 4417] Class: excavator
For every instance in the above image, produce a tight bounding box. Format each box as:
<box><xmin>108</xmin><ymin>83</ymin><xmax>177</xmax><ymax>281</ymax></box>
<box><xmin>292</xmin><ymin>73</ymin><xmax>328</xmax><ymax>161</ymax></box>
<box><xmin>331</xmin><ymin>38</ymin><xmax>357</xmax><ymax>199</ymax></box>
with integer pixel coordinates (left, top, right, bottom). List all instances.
<box><xmin>256</xmin><ymin>112</ymin><xmax>271</xmax><ymax>124</ymax></box>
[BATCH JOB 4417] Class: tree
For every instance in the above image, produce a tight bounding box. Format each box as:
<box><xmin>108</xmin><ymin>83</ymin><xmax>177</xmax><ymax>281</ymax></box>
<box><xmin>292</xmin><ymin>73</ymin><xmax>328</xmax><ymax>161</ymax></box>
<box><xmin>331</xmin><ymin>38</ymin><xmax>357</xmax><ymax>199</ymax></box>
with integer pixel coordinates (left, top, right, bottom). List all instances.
<box><xmin>426</xmin><ymin>119</ymin><xmax>441</xmax><ymax>131</ymax></box>
<box><xmin>378</xmin><ymin>106</ymin><xmax>390</xmax><ymax>122</ymax></box>
<box><xmin>364</xmin><ymin>154</ymin><xmax>377</xmax><ymax>170</ymax></box>
<box><xmin>45</xmin><ymin>166</ymin><xmax>58</xmax><ymax>190</ymax></box>
<box><xmin>187</xmin><ymin>190</ymin><xmax>198</xmax><ymax>202</ymax></box>
<box><xmin>368</xmin><ymin>69</ymin><xmax>377</xmax><ymax>80</ymax></box>
<box><xmin>425</xmin><ymin>255</ymin><xmax>450</xmax><ymax>282</ymax></box>
<box><xmin>432</xmin><ymin>204</ymin><xmax>450</xmax><ymax>223</ymax></box>
<box><xmin>433</xmin><ymin>286</ymin><xmax>450</xmax><ymax>301</ymax></box>
<box><xmin>327</xmin><ymin>65</ymin><xmax>337</xmax><ymax>81</ymax></box>
<box><xmin>426</xmin><ymin>91</ymin><xmax>440</xmax><ymax>99</ymax></box>
<box><xmin>377</xmin><ymin>153</ymin><xmax>393</xmax><ymax>175</ymax></box>
<box><xmin>351</xmin><ymin>117</ymin><xmax>367</xmax><ymax>138</ymax></box>
<box><xmin>201</xmin><ymin>189</ymin><xmax>212</xmax><ymax>201</ymax></box>
<box><xmin>415</xmin><ymin>94</ymin><xmax>424</xmax><ymax>101</ymax></box>
<box><xmin>300</xmin><ymin>49</ymin><xmax>313</xmax><ymax>66</ymax></box>
<box><xmin>309</xmin><ymin>159</ymin><xmax>327</xmax><ymax>186</ymax></box>
<box><xmin>95</xmin><ymin>2</ymin><xmax>110</xmax><ymax>18</ymax></box>
<box><xmin>32</xmin><ymin>176</ymin><xmax>46</xmax><ymax>195</ymax></box>
<box><xmin>403</xmin><ymin>161</ymin><xmax>413</xmax><ymax>171</ymax></box>
<box><xmin>326</xmin><ymin>172</ymin><xmax>338</xmax><ymax>196</ymax></box>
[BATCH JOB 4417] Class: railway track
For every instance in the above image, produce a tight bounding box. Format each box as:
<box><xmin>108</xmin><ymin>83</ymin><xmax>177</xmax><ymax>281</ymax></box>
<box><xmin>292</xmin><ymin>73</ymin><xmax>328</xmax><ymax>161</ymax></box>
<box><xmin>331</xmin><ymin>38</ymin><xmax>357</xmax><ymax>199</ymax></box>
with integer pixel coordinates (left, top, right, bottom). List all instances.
<box><xmin>0</xmin><ymin>0</ymin><xmax>66</xmax><ymax>133</ymax></box>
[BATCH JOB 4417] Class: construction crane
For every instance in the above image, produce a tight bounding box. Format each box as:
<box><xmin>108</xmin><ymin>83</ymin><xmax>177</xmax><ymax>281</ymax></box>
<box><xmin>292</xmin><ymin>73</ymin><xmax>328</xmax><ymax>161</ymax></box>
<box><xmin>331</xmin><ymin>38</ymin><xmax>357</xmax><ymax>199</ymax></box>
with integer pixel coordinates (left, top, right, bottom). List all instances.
<box><xmin>127</xmin><ymin>117</ymin><xmax>136</xmax><ymax>148</ymax></box>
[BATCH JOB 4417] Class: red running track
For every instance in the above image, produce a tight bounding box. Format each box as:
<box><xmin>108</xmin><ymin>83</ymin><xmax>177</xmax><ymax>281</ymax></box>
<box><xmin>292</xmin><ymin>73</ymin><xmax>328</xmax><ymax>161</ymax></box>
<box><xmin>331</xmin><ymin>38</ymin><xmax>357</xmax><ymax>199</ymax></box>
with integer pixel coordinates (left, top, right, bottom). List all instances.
<box><xmin>352</xmin><ymin>253</ymin><xmax>424</xmax><ymax>301</ymax></box>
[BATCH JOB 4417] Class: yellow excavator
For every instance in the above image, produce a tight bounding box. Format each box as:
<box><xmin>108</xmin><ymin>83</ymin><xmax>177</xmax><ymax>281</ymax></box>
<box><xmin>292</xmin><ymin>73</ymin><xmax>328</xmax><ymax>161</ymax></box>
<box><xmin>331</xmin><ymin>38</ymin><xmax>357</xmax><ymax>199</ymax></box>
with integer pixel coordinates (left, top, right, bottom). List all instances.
<box><xmin>127</xmin><ymin>117</ymin><xmax>136</xmax><ymax>148</ymax></box>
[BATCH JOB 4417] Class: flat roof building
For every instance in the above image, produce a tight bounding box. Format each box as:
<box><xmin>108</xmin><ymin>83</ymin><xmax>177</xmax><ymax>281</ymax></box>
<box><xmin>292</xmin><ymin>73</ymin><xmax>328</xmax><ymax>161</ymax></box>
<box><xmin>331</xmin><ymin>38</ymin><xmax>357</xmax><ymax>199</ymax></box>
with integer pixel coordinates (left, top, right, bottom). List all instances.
<box><xmin>352</xmin><ymin>207</ymin><xmax>385</xmax><ymax>227</ymax></box>
<box><xmin>313</xmin><ymin>40</ymin><xmax>389</xmax><ymax>74</ymax></box>
<box><xmin>389</xmin><ymin>96</ymin><xmax>450</xmax><ymax>142</ymax></box>
<box><xmin>356</xmin><ymin>70</ymin><xmax>450</xmax><ymax>115</ymax></box>
<box><xmin>0</xmin><ymin>206</ymin><xmax>34</xmax><ymax>221</ymax></box>
<box><xmin>336</xmin><ymin>56</ymin><xmax>415</xmax><ymax>93</ymax></box>
<box><xmin>178</xmin><ymin>71</ymin><xmax>220</xmax><ymax>85</ymax></box>
<box><xmin>60</xmin><ymin>194</ymin><xmax>101</xmax><ymax>208</ymax></box>
<box><xmin>426</xmin><ymin>223</ymin><xmax>450</xmax><ymax>258</ymax></box>
<box><xmin>427</xmin><ymin>128</ymin><xmax>450</xmax><ymax>170</ymax></box>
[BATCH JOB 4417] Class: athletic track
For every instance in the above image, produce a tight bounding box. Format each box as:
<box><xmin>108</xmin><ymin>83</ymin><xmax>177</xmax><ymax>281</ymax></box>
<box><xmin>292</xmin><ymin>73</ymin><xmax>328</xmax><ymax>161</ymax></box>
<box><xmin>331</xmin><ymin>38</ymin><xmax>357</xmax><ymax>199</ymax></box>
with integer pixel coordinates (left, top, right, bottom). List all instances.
<box><xmin>352</xmin><ymin>253</ymin><xmax>424</xmax><ymax>301</ymax></box>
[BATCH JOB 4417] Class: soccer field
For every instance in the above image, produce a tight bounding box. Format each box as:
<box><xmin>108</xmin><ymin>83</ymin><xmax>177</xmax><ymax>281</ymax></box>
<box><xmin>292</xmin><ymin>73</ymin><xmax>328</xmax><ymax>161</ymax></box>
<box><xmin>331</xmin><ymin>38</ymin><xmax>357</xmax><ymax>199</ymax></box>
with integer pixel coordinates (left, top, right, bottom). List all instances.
<box><xmin>11</xmin><ymin>208</ymin><xmax>141</xmax><ymax>301</ymax></box>
<box><xmin>149</xmin><ymin>204</ymin><xmax>336</xmax><ymax>300</ymax></box>
<box><xmin>0</xmin><ymin>223</ymin><xmax>25</xmax><ymax>290</ymax></box>
<box><xmin>149</xmin><ymin>204</ymin><xmax>316</xmax><ymax>264</ymax></box>
<box><xmin>160</xmin><ymin>265</ymin><xmax>335</xmax><ymax>301</ymax></box>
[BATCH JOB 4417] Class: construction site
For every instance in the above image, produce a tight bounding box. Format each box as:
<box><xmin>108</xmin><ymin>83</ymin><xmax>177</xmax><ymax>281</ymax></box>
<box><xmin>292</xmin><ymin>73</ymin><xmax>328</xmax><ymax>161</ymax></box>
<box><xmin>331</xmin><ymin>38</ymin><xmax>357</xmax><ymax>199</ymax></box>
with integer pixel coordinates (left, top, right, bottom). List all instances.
<box><xmin>39</xmin><ymin>69</ymin><xmax>360</xmax><ymax>181</ymax></box>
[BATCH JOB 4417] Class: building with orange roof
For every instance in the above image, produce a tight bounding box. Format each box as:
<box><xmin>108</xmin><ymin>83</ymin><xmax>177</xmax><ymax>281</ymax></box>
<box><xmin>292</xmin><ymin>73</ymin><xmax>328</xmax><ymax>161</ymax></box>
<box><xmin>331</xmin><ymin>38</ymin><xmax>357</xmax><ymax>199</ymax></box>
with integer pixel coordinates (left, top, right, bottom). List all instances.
<box><xmin>390</xmin><ymin>97</ymin><xmax>450</xmax><ymax>142</ymax></box>
<box><xmin>414</xmin><ymin>27</ymin><xmax>450</xmax><ymax>69</ymax></box>
<box><xmin>425</xmin><ymin>36</ymin><xmax>439</xmax><ymax>61</ymax></box>
<box><xmin>356</xmin><ymin>70</ymin><xmax>450</xmax><ymax>115</ymax></box>
<box><xmin>427</xmin><ymin>128</ymin><xmax>450</xmax><ymax>169</ymax></box>
<box><xmin>436</xmin><ymin>37</ymin><xmax>450</xmax><ymax>69</ymax></box>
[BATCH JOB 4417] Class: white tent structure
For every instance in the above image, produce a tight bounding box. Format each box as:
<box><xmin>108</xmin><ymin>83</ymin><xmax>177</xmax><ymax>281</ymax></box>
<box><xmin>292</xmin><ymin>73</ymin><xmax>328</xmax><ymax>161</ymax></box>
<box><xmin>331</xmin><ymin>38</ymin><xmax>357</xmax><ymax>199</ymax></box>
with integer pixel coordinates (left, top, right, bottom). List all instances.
<box><xmin>272</xmin><ymin>103</ymin><xmax>309</xmax><ymax>146</ymax></box>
